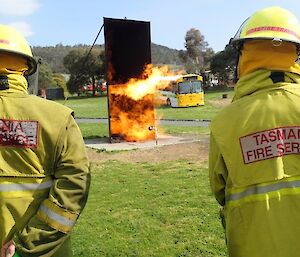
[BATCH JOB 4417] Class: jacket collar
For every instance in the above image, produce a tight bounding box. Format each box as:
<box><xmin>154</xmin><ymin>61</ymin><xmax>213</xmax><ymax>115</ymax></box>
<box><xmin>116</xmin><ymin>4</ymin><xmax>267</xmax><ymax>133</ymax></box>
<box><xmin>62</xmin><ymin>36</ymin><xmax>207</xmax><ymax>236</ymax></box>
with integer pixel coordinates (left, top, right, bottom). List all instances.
<box><xmin>0</xmin><ymin>73</ymin><xmax>28</xmax><ymax>95</ymax></box>
<box><xmin>233</xmin><ymin>69</ymin><xmax>300</xmax><ymax>102</ymax></box>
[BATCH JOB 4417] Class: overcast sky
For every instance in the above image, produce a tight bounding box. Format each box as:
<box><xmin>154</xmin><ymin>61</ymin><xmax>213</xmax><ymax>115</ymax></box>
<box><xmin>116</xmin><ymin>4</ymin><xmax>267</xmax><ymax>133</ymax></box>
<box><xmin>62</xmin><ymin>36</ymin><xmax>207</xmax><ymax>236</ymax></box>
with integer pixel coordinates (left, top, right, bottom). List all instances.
<box><xmin>1</xmin><ymin>0</ymin><xmax>300</xmax><ymax>52</ymax></box>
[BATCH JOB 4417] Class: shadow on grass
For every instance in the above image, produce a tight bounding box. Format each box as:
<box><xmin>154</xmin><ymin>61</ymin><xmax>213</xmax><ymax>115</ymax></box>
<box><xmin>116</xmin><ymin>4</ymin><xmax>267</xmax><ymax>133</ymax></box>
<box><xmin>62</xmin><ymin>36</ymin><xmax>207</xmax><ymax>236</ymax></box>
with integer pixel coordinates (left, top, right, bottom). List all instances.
<box><xmin>83</xmin><ymin>135</ymin><xmax>109</xmax><ymax>140</ymax></box>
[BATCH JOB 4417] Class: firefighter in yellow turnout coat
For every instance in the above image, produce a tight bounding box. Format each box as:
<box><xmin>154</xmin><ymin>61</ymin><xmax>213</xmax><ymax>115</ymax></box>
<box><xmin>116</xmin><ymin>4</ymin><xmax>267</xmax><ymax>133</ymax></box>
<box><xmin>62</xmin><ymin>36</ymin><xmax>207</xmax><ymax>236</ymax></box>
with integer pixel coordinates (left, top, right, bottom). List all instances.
<box><xmin>0</xmin><ymin>25</ymin><xmax>90</xmax><ymax>256</ymax></box>
<box><xmin>209</xmin><ymin>7</ymin><xmax>300</xmax><ymax>257</ymax></box>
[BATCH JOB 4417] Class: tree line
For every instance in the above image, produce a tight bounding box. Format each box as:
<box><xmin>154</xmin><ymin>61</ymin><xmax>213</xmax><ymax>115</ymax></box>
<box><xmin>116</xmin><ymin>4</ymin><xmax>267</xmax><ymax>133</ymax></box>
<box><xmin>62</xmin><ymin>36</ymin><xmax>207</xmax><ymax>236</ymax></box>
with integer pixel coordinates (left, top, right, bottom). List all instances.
<box><xmin>32</xmin><ymin>43</ymin><xmax>184</xmax><ymax>73</ymax></box>
<box><xmin>31</xmin><ymin>43</ymin><xmax>186</xmax><ymax>93</ymax></box>
<box><xmin>30</xmin><ymin>29</ymin><xmax>237</xmax><ymax>95</ymax></box>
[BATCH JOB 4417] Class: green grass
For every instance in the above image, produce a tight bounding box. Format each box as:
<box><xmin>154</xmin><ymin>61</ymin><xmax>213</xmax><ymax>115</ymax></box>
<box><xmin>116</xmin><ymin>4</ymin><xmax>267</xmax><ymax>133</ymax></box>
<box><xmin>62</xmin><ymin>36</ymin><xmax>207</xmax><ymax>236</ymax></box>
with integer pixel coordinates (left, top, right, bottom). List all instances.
<box><xmin>58</xmin><ymin>90</ymin><xmax>233</xmax><ymax>120</ymax></box>
<box><xmin>77</xmin><ymin>123</ymin><xmax>210</xmax><ymax>139</ymax></box>
<box><xmin>78</xmin><ymin>123</ymin><xmax>109</xmax><ymax>138</ymax></box>
<box><xmin>68</xmin><ymin>90</ymin><xmax>232</xmax><ymax>139</ymax></box>
<box><xmin>156</xmin><ymin>90</ymin><xmax>233</xmax><ymax>121</ymax></box>
<box><xmin>57</xmin><ymin>96</ymin><xmax>108</xmax><ymax>118</ymax></box>
<box><xmin>72</xmin><ymin>160</ymin><xmax>227</xmax><ymax>257</ymax></box>
<box><xmin>62</xmin><ymin>91</ymin><xmax>230</xmax><ymax>255</ymax></box>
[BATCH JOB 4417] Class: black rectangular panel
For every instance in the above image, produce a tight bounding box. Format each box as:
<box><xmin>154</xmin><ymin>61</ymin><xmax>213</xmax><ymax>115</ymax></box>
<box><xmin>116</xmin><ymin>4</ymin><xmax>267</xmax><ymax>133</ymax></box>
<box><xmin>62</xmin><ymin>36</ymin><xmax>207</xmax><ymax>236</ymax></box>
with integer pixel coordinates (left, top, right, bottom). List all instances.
<box><xmin>104</xmin><ymin>17</ymin><xmax>151</xmax><ymax>84</ymax></box>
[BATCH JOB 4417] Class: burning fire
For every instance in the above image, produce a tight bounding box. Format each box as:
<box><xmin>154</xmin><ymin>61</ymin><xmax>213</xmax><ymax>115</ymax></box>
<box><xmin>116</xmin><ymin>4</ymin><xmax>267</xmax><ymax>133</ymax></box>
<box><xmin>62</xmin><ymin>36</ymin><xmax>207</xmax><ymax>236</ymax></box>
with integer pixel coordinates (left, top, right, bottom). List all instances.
<box><xmin>109</xmin><ymin>64</ymin><xmax>182</xmax><ymax>142</ymax></box>
<box><xmin>111</xmin><ymin>64</ymin><xmax>182</xmax><ymax>101</ymax></box>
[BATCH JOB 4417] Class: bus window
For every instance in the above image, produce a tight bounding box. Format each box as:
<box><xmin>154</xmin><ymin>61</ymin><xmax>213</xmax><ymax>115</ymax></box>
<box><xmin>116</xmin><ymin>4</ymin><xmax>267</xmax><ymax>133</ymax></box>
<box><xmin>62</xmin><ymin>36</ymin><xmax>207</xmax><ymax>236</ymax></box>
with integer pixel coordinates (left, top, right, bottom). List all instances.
<box><xmin>191</xmin><ymin>81</ymin><xmax>202</xmax><ymax>93</ymax></box>
<box><xmin>178</xmin><ymin>80</ymin><xmax>202</xmax><ymax>94</ymax></box>
<box><xmin>178</xmin><ymin>82</ymin><xmax>191</xmax><ymax>94</ymax></box>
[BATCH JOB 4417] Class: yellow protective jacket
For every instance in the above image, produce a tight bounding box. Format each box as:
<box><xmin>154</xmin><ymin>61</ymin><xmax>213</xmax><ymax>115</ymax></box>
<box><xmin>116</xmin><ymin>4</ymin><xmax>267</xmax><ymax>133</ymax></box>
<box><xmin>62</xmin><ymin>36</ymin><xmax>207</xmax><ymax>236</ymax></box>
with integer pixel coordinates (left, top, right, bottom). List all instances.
<box><xmin>209</xmin><ymin>69</ymin><xmax>300</xmax><ymax>257</ymax></box>
<box><xmin>0</xmin><ymin>74</ymin><xmax>90</xmax><ymax>256</ymax></box>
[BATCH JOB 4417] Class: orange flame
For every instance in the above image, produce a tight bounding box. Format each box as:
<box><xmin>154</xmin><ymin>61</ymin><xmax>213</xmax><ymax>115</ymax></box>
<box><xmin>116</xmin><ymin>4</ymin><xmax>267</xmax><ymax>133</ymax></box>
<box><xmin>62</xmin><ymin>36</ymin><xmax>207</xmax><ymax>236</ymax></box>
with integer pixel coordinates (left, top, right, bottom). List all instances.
<box><xmin>111</xmin><ymin>64</ymin><xmax>182</xmax><ymax>100</ymax></box>
<box><xmin>109</xmin><ymin>64</ymin><xmax>182</xmax><ymax>142</ymax></box>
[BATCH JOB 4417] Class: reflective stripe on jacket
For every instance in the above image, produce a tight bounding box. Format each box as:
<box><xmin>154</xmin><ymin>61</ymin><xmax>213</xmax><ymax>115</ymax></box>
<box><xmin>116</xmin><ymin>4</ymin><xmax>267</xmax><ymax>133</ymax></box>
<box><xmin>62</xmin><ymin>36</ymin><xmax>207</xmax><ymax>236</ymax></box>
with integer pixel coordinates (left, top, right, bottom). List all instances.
<box><xmin>209</xmin><ymin>69</ymin><xmax>300</xmax><ymax>257</ymax></box>
<box><xmin>0</xmin><ymin>74</ymin><xmax>90</xmax><ymax>257</ymax></box>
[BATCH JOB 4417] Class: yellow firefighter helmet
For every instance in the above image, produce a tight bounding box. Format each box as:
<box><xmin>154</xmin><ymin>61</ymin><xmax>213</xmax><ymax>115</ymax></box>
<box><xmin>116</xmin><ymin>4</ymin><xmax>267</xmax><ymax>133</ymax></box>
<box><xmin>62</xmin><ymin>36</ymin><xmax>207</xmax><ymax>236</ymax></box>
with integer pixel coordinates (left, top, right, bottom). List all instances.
<box><xmin>231</xmin><ymin>6</ymin><xmax>300</xmax><ymax>48</ymax></box>
<box><xmin>0</xmin><ymin>24</ymin><xmax>37</xmax><ymax>75</ymax></box>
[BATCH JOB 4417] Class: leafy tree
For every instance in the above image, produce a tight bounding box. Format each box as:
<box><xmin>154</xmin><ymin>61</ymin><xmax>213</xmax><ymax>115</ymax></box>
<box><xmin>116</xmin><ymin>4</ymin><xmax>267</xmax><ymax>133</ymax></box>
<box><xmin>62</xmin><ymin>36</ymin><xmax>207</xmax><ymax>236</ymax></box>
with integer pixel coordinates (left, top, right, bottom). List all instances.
<box><xmin>180</xmin><ymin>28</ymin><xmax>213</xmax><ymax>73</ymax></box>
<box><xmin>32</xmin><ymin>44</ymin><xmax>104</xmax><ymax>74</ymax></box>
<box><xmin>28</xmin><ymin>58</ymin><xmax>57</xmax><ymax>95</ymax></box>
<box><xmin>185</xmin><ymin>28</ymin><xmax>207</xmax><ymax>65</ymax></box>
<box><xmin>210</xmin><ymin>44</ymin><xmax>238</xmax><ymax>84</ymax></box>
<box><xmin>66</xmin><ymin>74</ymin><xmax>87</xmax><ymax>95</ymax></box>
<box><xmin>203</xmin><ymin>47</ymin><xmax>215</xmax><ymax>69</ymax></box>
<box><xmin>63</xmin><ymin>48</ymin><xmax>105</xmax><ymax>95</ymax></box>
<box><xmin>38</xmin><ymin>61</ymin><xmax>56</xmax><ymax>88</ymax></box>
<box><xmin>53</xmin><ymin>73</ymin><xmax>67</xmax><ymax>90</ymax></box>
<box><xmin>178</xmin><ymin>50</ymin><xmax>188</xmax><ymax>63</ymax></box>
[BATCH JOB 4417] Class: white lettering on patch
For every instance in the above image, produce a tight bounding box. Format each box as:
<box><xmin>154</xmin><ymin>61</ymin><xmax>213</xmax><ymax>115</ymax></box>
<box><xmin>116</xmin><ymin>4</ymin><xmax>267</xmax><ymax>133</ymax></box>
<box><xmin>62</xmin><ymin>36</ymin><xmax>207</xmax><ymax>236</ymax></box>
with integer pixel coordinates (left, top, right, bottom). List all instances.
<box><xmin>240</xmin><ymin>126</ymin><xmax>300</xmax><ymax>164</ymax></box>
<box><xmin>0</xmin><ymin>119</ymin><xmax>38</xmax><ymax>148</ymax></box>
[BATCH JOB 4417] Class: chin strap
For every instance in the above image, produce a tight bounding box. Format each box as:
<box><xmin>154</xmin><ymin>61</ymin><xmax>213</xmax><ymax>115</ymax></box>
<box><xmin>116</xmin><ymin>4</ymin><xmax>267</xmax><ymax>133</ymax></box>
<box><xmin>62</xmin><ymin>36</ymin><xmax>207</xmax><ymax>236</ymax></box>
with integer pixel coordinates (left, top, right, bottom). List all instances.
<box><xmin>0</xmin><ymin>75</ymin><xmax>9</xmax><ymax>90</ymax></box>
<box><xmin>233</xmin><ymin>46</ymin><xmax>242</xmax><ymax>83</ymax></box>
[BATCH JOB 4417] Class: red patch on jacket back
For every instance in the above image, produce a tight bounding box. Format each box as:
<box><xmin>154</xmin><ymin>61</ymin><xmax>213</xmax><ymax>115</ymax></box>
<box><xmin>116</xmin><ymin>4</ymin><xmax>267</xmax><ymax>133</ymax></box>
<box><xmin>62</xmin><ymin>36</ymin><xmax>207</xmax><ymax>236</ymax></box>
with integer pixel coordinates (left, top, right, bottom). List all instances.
<box><xmin>0</xmin><ymin>119</ymin><xmax>38</xmax><ymax>148</ymax></box>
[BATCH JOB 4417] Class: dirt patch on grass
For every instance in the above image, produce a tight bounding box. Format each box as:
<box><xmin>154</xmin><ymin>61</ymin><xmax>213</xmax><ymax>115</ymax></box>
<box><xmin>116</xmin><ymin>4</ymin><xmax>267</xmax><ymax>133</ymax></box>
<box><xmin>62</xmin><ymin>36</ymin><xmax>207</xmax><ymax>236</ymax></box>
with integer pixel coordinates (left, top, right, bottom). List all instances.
<box><xmin>208</xmin><ymin>97</ymin><xmax>232</xmax><ymax>108</ymax></box>
<box><xmin>86</xmin><ymin>136</ymin><xmax>209</xmax><ymax>164</ymax></box>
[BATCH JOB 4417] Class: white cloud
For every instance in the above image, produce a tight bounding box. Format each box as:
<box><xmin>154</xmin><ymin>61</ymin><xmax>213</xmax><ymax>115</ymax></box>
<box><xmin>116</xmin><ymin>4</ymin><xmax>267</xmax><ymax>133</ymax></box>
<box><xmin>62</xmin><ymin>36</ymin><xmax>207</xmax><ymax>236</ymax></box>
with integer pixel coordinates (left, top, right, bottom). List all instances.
<box><xmin>0</xmin><ymin>0</ymin><xmax>40</xmax><ymax>16</ymax></box>
<box><xmin>9</xmin><ymin>22</ymin><xmax>34</xmax><ymax>37</ymax></box>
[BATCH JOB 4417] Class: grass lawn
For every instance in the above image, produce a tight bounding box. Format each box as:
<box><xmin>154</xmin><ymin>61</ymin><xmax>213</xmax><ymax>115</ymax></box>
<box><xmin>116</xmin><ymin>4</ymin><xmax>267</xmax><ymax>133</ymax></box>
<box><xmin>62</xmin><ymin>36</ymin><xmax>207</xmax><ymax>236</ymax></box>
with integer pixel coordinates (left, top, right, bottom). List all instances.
<box><xmin>58</xmin><ymin>89</ymin><xmax>230</xmax><ymax>256</ymax></box>
<box><xmin>57</xmin><ymin>96</ymin><xmax>109</xmax><ymax>118</ymax></box>
<box><xmin>156</xmin><ymin>90</ymin><xmax>233</xmax><ymax>121</ymax></box>
<box><xmin>59</xmin><ymin>90</ymin><xmax>234</xmax><ymax>120</ymax></box>
<box><xmin>71</xmin><ymin>160</ymin><xmax>227</xmax><ymax>257</ymax></box>
<box><xmin>78</xmin><ymin>123</ymin><xmax>210</xmax><ymax>139</ymax></box>
<box><xmin>77</xmin><ymin>123</ymin><xmax>109</xmax><ymax>138</ymax></box>
<box><xmin>70</xmin><ymin>89</ymin><xmax>232</xmax><ymax>139</ymax></box>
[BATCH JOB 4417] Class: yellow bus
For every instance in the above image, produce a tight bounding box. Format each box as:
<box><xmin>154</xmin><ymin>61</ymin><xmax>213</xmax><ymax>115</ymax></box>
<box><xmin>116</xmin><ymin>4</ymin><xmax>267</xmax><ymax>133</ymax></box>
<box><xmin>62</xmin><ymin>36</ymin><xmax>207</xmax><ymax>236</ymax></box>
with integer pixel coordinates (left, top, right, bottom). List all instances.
<box><xmin>164</xmin><ymin>74</ymin><xmax>204</xmax><ymax>107</ymax></box>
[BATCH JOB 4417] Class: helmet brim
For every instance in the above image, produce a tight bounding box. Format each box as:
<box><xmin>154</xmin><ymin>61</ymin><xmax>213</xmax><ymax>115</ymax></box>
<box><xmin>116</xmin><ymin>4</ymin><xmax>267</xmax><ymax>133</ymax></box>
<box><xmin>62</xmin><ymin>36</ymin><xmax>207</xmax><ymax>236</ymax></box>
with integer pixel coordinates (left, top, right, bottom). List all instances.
<box><xmin>0</xmin><ymin>49</ymin><xmax>37</xmax><ymax>75</ymax></box>
<box><xmin>231</xmin><ymin>37</ymin><xmax>300</xmax><ymax>49</ymax></box>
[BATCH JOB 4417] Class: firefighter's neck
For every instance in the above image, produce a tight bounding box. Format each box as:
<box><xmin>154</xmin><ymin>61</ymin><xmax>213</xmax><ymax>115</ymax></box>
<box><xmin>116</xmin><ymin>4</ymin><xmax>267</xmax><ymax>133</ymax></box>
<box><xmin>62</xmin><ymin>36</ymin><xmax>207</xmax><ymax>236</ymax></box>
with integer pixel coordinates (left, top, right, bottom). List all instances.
<box><xmin>0</xmin><ymin>72</ymin><xmax>28</xmax><ymax>93</ymax></box>
<box><xmin>238</xmin><ymin>40</ymin><xmax>300</xmax><ymax>78</ymax></box>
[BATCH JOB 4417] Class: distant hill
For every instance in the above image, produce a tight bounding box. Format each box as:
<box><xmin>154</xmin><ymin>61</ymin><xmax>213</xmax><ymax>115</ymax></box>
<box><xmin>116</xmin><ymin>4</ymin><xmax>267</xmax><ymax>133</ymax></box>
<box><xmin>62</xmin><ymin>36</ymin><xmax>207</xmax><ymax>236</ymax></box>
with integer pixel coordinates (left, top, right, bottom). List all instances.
<box><xmin>151</xmin><ymin>43</ymin><xmax>183</xmax><ymax>66</ymax></box>
<box><xmin>32</xmin><ymin>43</ymin><xmax>184</xmax><ymax>74</ymax></box>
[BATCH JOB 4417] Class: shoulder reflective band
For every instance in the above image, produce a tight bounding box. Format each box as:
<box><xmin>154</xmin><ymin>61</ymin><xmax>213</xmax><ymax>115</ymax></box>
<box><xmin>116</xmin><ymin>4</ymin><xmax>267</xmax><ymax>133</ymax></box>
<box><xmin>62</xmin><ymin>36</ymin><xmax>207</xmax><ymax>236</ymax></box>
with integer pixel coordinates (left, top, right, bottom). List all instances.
<box><xmin>37</xmin><ymin>199</ymin><xmax>79</xmax><ymax>233</ymax></box>
<box><xmin>0</xmin><ymin>180</ymin><xmax>52</xmax><ymax>192</ymax></box>
<box><xmin>226</xmin><ymin>179</ymin><xmax>300</xmax><ymax>202</ymax></box>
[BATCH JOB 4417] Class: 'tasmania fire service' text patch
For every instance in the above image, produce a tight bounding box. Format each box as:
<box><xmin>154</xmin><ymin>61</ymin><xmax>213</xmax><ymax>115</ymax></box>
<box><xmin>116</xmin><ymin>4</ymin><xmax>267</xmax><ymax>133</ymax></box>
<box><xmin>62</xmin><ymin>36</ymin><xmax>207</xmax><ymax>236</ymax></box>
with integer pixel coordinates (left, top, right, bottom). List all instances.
<box><xmin>240</xmin><ymin>126</ymin><xmax>300</xmax><ymax>164</ymax></box>
<box><xmin>0</xmin><ymin>119</ymin><xmax>38</xmax><ymax>148</ymax></box>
